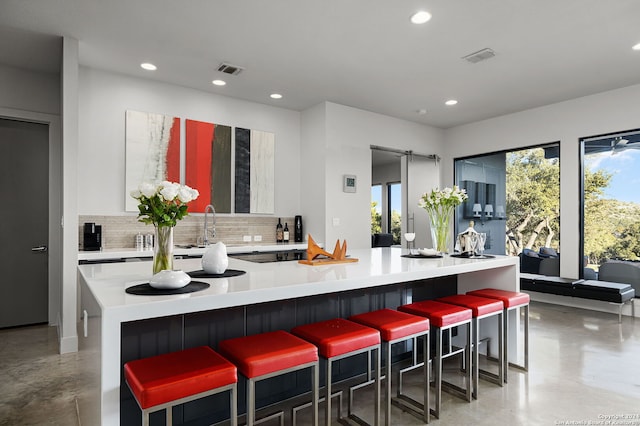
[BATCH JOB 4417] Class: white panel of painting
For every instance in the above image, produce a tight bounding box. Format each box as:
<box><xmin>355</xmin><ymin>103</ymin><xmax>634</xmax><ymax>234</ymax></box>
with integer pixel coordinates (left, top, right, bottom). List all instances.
<box><xmin>249</xmin><ymin>130</ymin><xmax>275</xmax><ymax>214</ymax></box>
<box><xmin>125</xmin><ymin>110</ymin><xmax>178</xmax><ymax>211</ymax></box>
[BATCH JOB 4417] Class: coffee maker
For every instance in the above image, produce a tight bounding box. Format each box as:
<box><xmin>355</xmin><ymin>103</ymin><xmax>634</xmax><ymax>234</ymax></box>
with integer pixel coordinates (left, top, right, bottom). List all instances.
<box><xmin>83</xmin><ymin>222</ymin><xmax>102</xmax><ymax>251</ymax></box>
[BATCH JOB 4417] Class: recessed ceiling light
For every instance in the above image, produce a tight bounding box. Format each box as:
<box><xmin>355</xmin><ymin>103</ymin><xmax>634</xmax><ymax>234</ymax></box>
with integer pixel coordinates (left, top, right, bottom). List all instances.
<box><xmin>212</xmin><ymin>79</ymin><xmax>226</xmax><ymax>86</ymax></box>
<box><xmin>445</xmin><ymin>99</ymin><xmax>458</xmax><ymax>106</ymax></box>
<box><xmin>140</xmin><ymin>63</ymin><xmax>157</xmax><ymax>71</ymax></box>
<box><xmin>633</xmin><ymin>42</ymin><xmax>640</xmax><ymax>51</ymax></box>
<box><xmin>410</xmin><ymin>11</ymin><xmax>432</xmax><ymax>24</ymax></box>
<box><xmin>270</xmin><ymin>93</ymin><xmax>283</xmax><ymax>99</ymax></box>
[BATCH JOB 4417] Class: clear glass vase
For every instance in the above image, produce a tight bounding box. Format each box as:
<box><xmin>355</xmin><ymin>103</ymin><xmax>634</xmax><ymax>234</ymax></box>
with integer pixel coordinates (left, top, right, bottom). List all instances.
<box><xmin>153</xmin><ymin>226</ymin><xmax>174</xmax><ymax>274</ymax></box>
<box><xmin>427</xmin><ymin>205</ymin><xmax>455</xmax><ymax>254</ymax></box>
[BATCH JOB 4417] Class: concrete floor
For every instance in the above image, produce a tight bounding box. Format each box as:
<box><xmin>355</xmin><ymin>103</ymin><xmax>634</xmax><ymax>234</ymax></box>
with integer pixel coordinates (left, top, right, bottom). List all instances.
<box><xmin>1</xmin><ymin>301</ymin><xmax>639</xmax><ymax>425</ymax></box>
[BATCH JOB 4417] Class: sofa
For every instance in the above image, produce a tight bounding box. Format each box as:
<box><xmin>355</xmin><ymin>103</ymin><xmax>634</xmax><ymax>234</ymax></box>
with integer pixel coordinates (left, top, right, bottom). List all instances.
<box><xmin>519</xmin><ymin>250</ymin><xmax>636</xmax><ymax>322</ymax></box>
<box><xmin>598</xmin><ymin>260</ymin><xmax>640</xmax><ymax>296</ymax></box>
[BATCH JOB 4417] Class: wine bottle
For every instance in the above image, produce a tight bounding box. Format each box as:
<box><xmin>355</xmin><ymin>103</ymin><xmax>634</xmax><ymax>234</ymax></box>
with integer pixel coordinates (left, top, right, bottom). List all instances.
<box><xmin>276</xmin><ymin>218</ymin><xmax>284</xmax><ymax>243</ymax></box>
<box><xmin>294</xmin><ymin>215</ymin><xmax>303</xmax><ymax>242</ymax></box>
<box><xmin>283</xmin><ymin>223</ymin><xmax>290</xmax><ymax>243</ymax></box>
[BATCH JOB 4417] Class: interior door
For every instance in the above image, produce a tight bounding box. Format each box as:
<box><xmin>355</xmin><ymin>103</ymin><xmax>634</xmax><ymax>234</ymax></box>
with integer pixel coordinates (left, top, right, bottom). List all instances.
<box><xmin>0</xmin><ymin>118</ymin><xmax>49</xmax><ymax>328</ymax></box>
<box><xmin>403</xmin><ymin>154</ymin><xmax>440</xmax><ymax>250</ymax></box>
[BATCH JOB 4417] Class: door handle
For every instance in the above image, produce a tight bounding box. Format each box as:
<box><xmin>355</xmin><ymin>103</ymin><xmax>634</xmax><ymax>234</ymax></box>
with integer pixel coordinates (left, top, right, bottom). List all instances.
<box><xmin>31</xmin><ymin>246</ymin><xmax>48</xmax><ymax>253</ymax></box>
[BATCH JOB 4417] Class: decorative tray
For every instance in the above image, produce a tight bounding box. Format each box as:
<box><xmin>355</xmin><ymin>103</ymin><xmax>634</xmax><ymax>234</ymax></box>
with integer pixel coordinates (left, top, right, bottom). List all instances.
<box><xmin>125</xmin><ymin>281</ymin><xmax>210</xmax><ymax>295</ymax></box>
<box><xmin>449</xmin><ymin>253</ymin><xmax>495</xmax><ymax>259</ymax></box>
<box><xmin>187</xmin><ymin>269</ymin><xmax>246</xmax><ymax>278</ymax></box>
<box><xmin>401</xmin><ymin>254</ymin><xmax>443</xmax><ymax>259</ymax></box>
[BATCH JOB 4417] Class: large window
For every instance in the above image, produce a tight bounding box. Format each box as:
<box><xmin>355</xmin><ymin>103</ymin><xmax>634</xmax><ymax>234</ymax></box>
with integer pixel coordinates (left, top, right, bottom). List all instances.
<box><xmin>455</xmin><ymin>143</ymin><xmax>560</xmax><ymax>275</ymax></box>
<box><xmin>388</xmin><ymin>182</ymin><xmax>401</xmax><ymax>244</ymax></box>
<box><xmin>371</xmin><ymin>184</ymin><xmax>382</xmax><ymax>234</ymax></box>
<box><xmin>582</xmin><ymin>130</ymin><xmax>640</xmax><ymax>274</ymax></box>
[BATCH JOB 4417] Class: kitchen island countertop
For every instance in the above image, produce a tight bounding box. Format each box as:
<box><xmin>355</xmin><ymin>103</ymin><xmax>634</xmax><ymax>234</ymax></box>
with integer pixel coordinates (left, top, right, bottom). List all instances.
<box><xmin>77</xmin><ymin>247</ymin><xmax>519</xmax><ymax>425</ymax></box>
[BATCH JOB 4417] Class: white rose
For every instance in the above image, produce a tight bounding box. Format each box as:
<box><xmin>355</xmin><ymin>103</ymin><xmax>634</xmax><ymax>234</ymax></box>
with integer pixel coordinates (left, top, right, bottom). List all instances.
<box><xmin>189</xmin><ymin>187</ymin><xmax>199</xmax><ymax>200</ymax></box>
<box><xmin>177</xmin><ymin>186</ymin><xmax>199</xmax><ymax>203</ymax></box>
<box><xmin>139</xmin><ymin>182</ymin><xmax>157</xmax><ymax>198</ymax></box>
<box><xmin>159</xmin><ymin>182</ymin><xmax>180</xmax><ymax>201</ymax></box>
<box><xmin>130</xmin><ymin>189</ymin><xmax>141</xmax><ymax>199</ymax></box>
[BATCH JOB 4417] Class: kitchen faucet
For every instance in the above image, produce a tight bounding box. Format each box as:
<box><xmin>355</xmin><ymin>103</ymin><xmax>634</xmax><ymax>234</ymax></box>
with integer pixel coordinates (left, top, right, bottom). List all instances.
<box><xmin>203</xmin><ymin>204</ymin><xmax>216</xmax><ymax>246</ymax></box>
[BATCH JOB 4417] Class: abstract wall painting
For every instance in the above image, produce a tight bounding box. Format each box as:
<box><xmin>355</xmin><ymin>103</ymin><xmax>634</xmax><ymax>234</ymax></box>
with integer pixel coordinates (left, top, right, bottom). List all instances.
<box><xmin>125</xmin><ymin>110</ymin><xmax>180</xmax><ymax>212</ymax></box>
<box><xmin>235</xmin><ymin>128</ymin><xmax>275</xmax><ymax>214</ymax></box>
<box><xmin>185</xmin><ymin>119</ymin><xmax>232</xmax><ymax>213</ymax></box>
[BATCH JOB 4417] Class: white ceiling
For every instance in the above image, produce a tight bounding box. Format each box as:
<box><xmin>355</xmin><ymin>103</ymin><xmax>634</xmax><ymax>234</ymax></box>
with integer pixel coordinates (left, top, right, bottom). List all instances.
<box><xmin>1</xmin><ymin>0</ymin><xmax>640</xmax><ymax>128</ymax></box>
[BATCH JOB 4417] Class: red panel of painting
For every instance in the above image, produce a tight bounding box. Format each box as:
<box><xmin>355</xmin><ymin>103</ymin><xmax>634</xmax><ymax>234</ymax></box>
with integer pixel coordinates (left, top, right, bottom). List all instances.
<box><xmin>186</xmin><ymin>119</ymin><xmax>215</xmax><ymax>212</ymax></box>
<box><xmin>165</xmin><ymin>117</ymin><xmax>181</xmax><ymax>183</ymax></box>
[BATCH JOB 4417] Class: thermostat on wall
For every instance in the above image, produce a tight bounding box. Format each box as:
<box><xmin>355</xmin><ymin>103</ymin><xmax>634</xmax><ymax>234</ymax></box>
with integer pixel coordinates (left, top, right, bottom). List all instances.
<box><xmin>343</xmin><ymin>175</ymin><xmax>356</xmax><ymax>193</ymax></box>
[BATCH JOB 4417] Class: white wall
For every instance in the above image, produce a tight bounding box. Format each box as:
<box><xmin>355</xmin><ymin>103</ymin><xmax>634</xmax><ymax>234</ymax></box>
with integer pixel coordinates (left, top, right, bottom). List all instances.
<box><xmin>443</xmin><ymin>83</ymin><xmax>640</xmax><ymax>278</ymax></box>
<box><xmin>322</xmin><ymin>102</ymin><xmax>445</xmax><ymax>249</ymax></box>
<box><xmin>61</xmin><ymin>37</ymin><xmax>79</xmax><ymax>353</ymax></box>
<box><xmin>78</xmin><ymin>67</ymin><xmax>302</xmax><ymax>216</ymax></box>
<box><xmin>300</xmin><ymin>103</ymin><xmax>327</xmax><ymax>242</ymax></box>
<box><xmin>0</xmin><ymin>64</ymin><xmax>60</xmax><ymax>114</ymax></box>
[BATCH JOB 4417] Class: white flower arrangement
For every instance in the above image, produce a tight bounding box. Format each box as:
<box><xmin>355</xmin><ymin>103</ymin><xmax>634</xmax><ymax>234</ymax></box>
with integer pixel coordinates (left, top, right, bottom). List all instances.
<box><xmin>130</xmin><ymin>181</ymin><xmax>199</xmax><ymax>227</ymax></box>
<box><xmin>419</xmin><ymin>186</ymin><xmax>468</xmax><ymax>253</ymax></box>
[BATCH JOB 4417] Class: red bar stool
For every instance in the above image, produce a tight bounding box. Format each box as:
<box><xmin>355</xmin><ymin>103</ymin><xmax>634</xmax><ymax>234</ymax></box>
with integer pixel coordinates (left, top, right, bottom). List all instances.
<box><xmin>292</xmin><ymin>318</ymin><xmax>381</xmax><ymax>426</ymax></box>
<box><xmin>437</xmin><ymin>294</ymin><xmax>504</xmax><ymax>399</ymax></box>
<box><xmin>219</xmin><ymin>330</ymin><xmax>319</xmax><ymax>426</ymax></box>
<box><xmin>398</xmin><ymin>300</ymin><xmax>472</xmax><ymax>419</ymax></box>
<box><xmin>349</xmin><ymin>308</ymin><xmax>430</xmax><ymax>425</ymax></box>
<box><xmin>467</xmin><ymin>288</ymin><xmax>530</xmax><ymax>382</ymax></box>
<box><xmin>124</xmin><ymin>346</ymin><xmax>238</xmax><ymax>426</ymax></box>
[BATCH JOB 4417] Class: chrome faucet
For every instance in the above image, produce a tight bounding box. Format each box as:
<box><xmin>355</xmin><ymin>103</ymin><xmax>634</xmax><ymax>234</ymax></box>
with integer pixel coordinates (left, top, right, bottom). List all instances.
<box><xmin>203</xmin><ymin>204</ymin><xmax>216</xmax><ymax>246</ymax></box>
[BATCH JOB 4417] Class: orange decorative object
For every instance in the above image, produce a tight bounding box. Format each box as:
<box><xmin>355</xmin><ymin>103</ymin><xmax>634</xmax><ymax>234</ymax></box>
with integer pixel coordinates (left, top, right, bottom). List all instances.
<box><xmin>299</xmin><ymin>234</ymin><xmax>359</xmax><ymax>265</ymax></box>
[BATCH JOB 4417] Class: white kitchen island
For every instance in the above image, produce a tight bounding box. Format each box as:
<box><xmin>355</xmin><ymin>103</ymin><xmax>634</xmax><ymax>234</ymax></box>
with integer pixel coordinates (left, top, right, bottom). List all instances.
<box><xmin>77</xmin><ymin>247</ymin><xmax>519</xmax><ymax>425</ymax></box>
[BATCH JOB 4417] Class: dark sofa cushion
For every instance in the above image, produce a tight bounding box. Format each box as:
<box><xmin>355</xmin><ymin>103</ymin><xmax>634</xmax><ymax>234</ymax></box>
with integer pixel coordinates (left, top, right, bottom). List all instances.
<box><xmin>573</xmin><ymin>280</ymin><xmax>635</xmax><ymax>303</ymax></box>
<box><xmin>519</xmin><ymin>253</ymin><xmax>543</xmax><ymax>274</ymax></box>
<box><xmin>520</xmin><ymin>275</ymin><xmax>574</xmax><ymax>296</ymax></box>
<box><xmin>539</xmin><ymin>247</ymin><xmax>558</xmax><ymax>258</ymax></box>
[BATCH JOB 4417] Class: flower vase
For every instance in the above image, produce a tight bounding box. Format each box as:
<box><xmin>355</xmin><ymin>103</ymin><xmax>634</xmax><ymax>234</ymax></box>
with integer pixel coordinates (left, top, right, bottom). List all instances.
<box><xmin>427</xmin><ymin>205</ymin><xmax>455</xmax><ymax>254</ymax></box>
<box><xmin>153</xmin><ymin>226</ymin><xmax>174</xmax><ymax>274</ymax></box>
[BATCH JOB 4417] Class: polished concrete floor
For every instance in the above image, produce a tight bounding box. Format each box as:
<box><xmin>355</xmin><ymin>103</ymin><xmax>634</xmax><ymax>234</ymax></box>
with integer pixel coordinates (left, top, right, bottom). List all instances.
<box><xmin>1</xmin><ymin>301</ymin><xmax>639</xmax><ymax>425</ymax></box>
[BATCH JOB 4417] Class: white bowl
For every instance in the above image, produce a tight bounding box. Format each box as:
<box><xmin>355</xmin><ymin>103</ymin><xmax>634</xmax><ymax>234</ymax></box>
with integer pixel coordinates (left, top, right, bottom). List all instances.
<box><xmin>149</xmin><ymin>270</ymin><xmax>191</xmax><ymax>289</ymax></box>
<box><xmin>418</xmin><ymin>248</ymin><xmax>439</xmax><ymax>256</ymax></box>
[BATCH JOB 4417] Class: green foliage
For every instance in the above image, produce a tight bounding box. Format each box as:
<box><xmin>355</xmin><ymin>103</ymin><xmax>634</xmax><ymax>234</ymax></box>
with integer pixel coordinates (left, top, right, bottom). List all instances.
<box><xmin>371</xmin><ymin>201</ymin><xmax>382</xmax><ymax>234</ymax></box>
<box><xmin>136</xmin><ymin>195</ymin><xmax>190</xmax><ymax>227</ymax></box>
<box><xmin>390</xmin><ymin>210</ymin><xmax>401</xmax><ymax>244</ymax></box>
<box><xmin>506</xmin><ymin>149</ymin><xmax>560</xmax><ymax>254</ymax></box>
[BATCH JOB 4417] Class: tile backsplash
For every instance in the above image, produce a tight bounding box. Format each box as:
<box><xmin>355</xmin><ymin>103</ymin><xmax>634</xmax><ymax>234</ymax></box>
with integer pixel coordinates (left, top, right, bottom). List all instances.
<box><xmin>79</xmin><ymin>215</ymin><xmax>296</xmax><ymax>250</ymax></box>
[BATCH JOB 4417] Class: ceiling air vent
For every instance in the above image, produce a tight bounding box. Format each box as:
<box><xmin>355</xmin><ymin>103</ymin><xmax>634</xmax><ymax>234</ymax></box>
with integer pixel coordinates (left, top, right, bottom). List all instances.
<box><xmin>217</xmin><ymin>62</ymin><xmax>244</xmax><ymax>75</ymax></box>
<box><xmin>462</xmin><ymin>48</ymin><xmax>496</xmax><ymax>64</ymax></box>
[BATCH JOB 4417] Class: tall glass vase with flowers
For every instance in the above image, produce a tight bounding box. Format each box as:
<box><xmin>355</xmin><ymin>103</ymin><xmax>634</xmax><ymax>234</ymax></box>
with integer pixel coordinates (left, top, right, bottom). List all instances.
<box><xmin>419</xmin><ymin>186</ymin><xmax>468</xmax><ymax>254</ymax></box>
<box><xmin>130</xmin><ymin>181</ymin><xmax>199</xmax><ymax>274</ymax></box>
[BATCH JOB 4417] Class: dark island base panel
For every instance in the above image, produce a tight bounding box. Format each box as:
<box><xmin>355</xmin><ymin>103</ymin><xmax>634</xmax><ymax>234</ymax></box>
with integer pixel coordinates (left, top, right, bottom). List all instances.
<box><xmin>119</xmin><ymin>276</ymin><xmax>457</xmax><ymax>425</ymax></box>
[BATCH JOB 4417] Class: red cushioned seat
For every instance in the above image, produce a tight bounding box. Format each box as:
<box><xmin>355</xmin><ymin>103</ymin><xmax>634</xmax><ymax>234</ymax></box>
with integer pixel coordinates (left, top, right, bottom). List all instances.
<box><xmin>124</xmin><ymin>346</ymin><xmax>237</xmax><ymax>410</ymax></box>
<box><xmin>398</xmin><ymin>300</ymin><xmax>472</xmax><ymax>327</ymax></box>
<box><xmin>291</xmin><ymin>318</ymin><xmax>381</xmax><ymax>358</ymax></box>
<box><xmin>437</xmin><ymin>294</ymin><xmax>503</xmax><ymax>317</ymax></box>
<box><xmin>349</xmin><ymin>308</ymin><xmax>429</xmax><ymax>342</ymax></box>
<box><xmin>467</xmin><ymin>288</ymin><xmax>530</xmax><ymax>308</ymax></box>
<box><xmin>219</xmin><ymin>330</ymin><xmax>318</xmax><ymax>378</ymax></box>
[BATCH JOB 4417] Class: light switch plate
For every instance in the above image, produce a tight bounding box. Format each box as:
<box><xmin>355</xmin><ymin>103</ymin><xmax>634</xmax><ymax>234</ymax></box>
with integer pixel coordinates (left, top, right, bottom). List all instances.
<box><xmin>254</xmin><ymin>235</ymin><xmax>262</xmax><ymax>242</ymax></box>
<box><xmin>332</xmin><ymin>217</ymin><xmax>340</xmax><ymax>226</ymax></box>
<box><xmin>243</xmin><ymin>235</ymin><xmax>252</xmax><ymax>242</ymax></box>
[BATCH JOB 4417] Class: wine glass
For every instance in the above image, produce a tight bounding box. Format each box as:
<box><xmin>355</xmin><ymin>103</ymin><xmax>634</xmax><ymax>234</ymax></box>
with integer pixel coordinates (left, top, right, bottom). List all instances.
<box><xmin>477</xmin><ymin>233</ymin><xmax>487</xmax><ymax>257</ymax></box>
<box><xmin>468</xmin><ymin>233</ymin><xmax>478</xmax><ymax>257</ymax></box>
<box><xmin>404</xmin><ymin>233</ymin><xmax>416</xmax><ymax>255</ymax></box>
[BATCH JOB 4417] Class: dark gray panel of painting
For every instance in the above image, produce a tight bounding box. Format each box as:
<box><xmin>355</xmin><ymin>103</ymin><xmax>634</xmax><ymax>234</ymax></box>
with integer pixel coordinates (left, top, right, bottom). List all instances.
<box><xmin>212</xmin><ymin>125</ymin><xmax>232</xmax><ymax>213</ymax></box>
<box><xmin>235</xmin><ymin>127</ymin><xmax>250</xmax><ymax>213</ymax></box>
